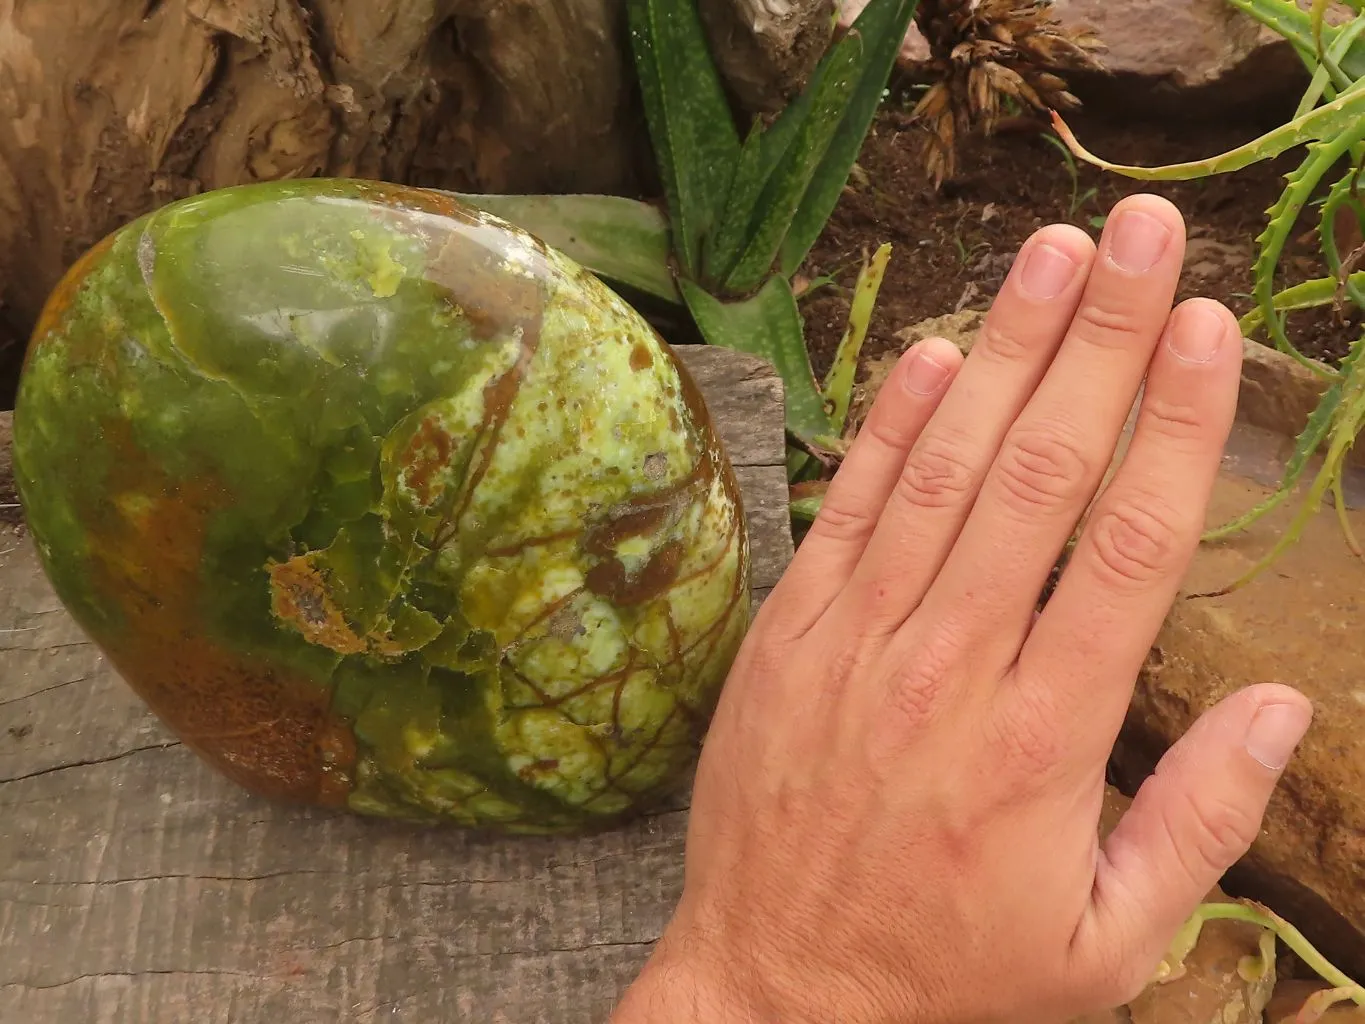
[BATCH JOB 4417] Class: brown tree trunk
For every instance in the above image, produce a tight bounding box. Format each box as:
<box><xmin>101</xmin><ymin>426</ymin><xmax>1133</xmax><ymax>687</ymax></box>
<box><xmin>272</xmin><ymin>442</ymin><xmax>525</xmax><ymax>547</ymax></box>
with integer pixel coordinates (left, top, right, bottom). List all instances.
<box><xmin>0</xmin><ymin>0</ymin><xmax>831</xmax><ymax>404</ymax></box>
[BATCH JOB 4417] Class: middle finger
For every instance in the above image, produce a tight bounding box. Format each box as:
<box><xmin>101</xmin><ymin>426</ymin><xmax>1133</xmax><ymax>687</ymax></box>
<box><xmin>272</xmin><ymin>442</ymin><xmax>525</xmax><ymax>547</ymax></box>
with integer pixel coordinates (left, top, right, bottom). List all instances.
<box><xmin>916</xmin><ymin>194</ymin><xmax>1187</xmax><ymax>661</ymax></box>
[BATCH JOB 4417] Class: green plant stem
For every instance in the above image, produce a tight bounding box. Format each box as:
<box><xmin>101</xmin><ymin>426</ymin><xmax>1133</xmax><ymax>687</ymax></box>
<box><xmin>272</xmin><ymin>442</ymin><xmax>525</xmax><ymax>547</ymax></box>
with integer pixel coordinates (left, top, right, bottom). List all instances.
<box><xmin>1240</xmin><ymin>271</ymin><xmax>1365</xmax><ymax>334</ymax></box>
<box><xmin>822</xmin><ymin>242</ymin><xmax>891</xmax><ymax>432</ymax></box>
<box><xmin>1187</xmin><ymin>903</ymin><xmax>1365</xmax><ymax>1006</ymax></box>
<box><xmin>1249</xmin><ymin>137</ymin><xmax>1363</xmax><ymax>376</ymax></box>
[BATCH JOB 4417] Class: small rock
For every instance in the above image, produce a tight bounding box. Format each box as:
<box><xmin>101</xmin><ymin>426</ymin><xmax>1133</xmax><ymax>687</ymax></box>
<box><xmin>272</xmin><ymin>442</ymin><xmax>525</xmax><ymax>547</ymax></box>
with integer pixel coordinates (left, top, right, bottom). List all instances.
<box><xmin>845</xmin><ymin>310</ymin><xmax>985</xmax><ymax>434</ymax></box>
<box><xmin>891</xmin><ymin>310</ymin><xmax>987</xmax><ymax>354</ymax></box>
<box><xmin>1266</xmin><ymin>980</ymin><xmax>1365</xmax><ymax>1021</ymax></box>
<box><xmin>1182</xmin><ymin>237</ymin><xmax>1254</xmax><ymax>282</ymax></box>
<box><xmin>1051</xmin><ymin>0</ymin><xmax>1295</xmax><ymax>90</ymax></box>
<box><xmin>1126</xmin><ymin>917</ymin><xmax>1275</xmax><ymax>1024</ymax></box>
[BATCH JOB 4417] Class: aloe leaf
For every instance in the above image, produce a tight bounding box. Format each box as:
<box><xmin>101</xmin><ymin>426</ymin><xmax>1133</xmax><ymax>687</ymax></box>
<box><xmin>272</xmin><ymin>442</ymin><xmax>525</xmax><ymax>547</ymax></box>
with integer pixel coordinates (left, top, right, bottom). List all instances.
<box><xmin>1316</xmin><ymin>168</ymin><xmax>1365</xmax><ymax>312</ymax></box>
<box><xmin>1296</xmin><ymin>11</ymin><xmax>1365</xmax><ymax>115</ymax></box>
<box><xmin>779</xmin><ymin>0</ymin><xmax>920</xmax><ymax>277</ymax></box>
<box><xmin>678</xmin><ymin>277</ymin><xmax>833</xmax><ymax>445</ymax></box>
<box><xmin>823</xmin><ymin>242</ymin><xmax>891</xmax><ymax>432</ymax></box>
<box><xmin>1247</xmin><ymin>138</ymin><xmax>1361</xmax><ymax>374</ymax></box>
<box><xmin>627</xmin><ymin>0</ymin><xmax>742</xmax><ymax>279</ymax></box>
<box><xmin>1312</xmin><ymin>0</ymin><xmax>1331</xmax><ymax>52</ymax></box>
<box><xmin>451</xmin><ymin>193</ymin><xmax>680</xmax><ymax>303</ymax></box>
<box><xmin>703</xmin><ymin>121</ymin><xmax>774</xmax><ymax>287</ymax></box>
<box><xmin>722</xmin><ymin>33</ymin><xmax>866</xmax><ymax>294</ymax></box>
<box><xmin>1205</xmin><ymin>334</ymin><xmax>1364</xmax><ymax>542</ymax></box>
<box><xmin>1332</xmin><ymin>474</ymin><xmax>1364</xmax><ymax>556</ymax></box>
<box><xmin>1205</xmin><ymin>382</ymin><xmax>1365</xmax><ymax>594</ymax></box>
<box><xmin>1204</xmin><ymin>376</ymin><xmax>1345</xmax><ymax>541</ymax></box>
<box><xmin>1051</xmin><ymin>71</ymin><xmax>1365</xmax><ymax>181</ymax></box>
<box><xmin>1225</xmin><ymin>0</ymin><xmax>1365</xmax><ymax>79</ymax></box>
<box><xmin>707</xmin><ymin>0</ymin><xmax>874</xmax><ymax>284</ymax></box>
<box><xmin>704</xmin><ymin>34</ymin><xmax>852</xmax><ymax>286</ymax></box>
<box><xmin>1241</xmin><ymin>271</ymin><xmax>1365</xmax><ymax>334</ymax></box>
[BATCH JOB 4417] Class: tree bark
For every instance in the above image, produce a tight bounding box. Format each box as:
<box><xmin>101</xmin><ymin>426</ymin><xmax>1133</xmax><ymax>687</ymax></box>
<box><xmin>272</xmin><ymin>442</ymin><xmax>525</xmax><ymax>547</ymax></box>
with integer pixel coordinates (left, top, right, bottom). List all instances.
<box><xmin>0</xmin><ymin>0</ymin><xmax>831</xmax><ymax>404</ymax></box>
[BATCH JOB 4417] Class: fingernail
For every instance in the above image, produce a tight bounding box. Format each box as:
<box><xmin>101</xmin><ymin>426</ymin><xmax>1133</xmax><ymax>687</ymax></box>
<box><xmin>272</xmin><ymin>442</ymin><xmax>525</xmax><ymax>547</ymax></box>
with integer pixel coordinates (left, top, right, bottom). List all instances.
<box><xmin>1107</xmin><ymin>210</ymin><xmax>1171</xmax><ymax>274</ymax></box>
<box><xmin>1018</xmin><ymin>242</ymin><xmax>1078</xmax><ymax>299</ymax></box>
<box><xmin>903</xmin><ymin>348</ymin><xmax>951</xmax><ymax>395</ymax></box>
<box><xmin>1166</xmin><ymin>303</ymin><xmax>1227</xmax><ymax>364</ymax></box>
<box><xmin>1244</xmin><ymin>702</ymin><xmax>1313</xmax><ymax>770</ymax></box>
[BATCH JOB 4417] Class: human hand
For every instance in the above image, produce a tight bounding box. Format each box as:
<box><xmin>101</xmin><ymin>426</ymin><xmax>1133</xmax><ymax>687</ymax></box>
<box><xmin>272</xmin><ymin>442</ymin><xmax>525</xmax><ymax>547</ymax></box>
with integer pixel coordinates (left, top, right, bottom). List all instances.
<box><xmin>611</xmin><ymin>195</ymin><xmax>1313</xmax><ymax>1024</ymax></box>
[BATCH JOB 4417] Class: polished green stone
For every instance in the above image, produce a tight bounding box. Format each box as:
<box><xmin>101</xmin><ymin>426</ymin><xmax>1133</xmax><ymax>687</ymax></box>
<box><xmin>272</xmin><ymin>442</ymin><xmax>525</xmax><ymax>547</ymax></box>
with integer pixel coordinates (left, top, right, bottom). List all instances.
<box><xmin>13</xmin><ymin>179</ymin><xmax>750</xmax><ymax>833</ymax></box>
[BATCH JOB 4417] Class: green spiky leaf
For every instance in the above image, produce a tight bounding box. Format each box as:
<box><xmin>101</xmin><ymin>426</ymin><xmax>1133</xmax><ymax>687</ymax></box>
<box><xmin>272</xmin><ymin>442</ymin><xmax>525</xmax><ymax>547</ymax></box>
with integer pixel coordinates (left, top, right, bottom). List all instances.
<box><xmin>779</xmin><ymin>0</ymin><xmax>921</xmax><ymax>277</ymax></box>
<box><xmin>1240</xmin><ymin>271</ymin><xmax>1365</xmax><ymax>335</ymax></box>
<box><xmin>678</xmin><ymin>276</ymin><xmax>833</xmax><ymax>445</ymax></box>
<box><xmin>451</xmin><ymin>193</ymin><xmax>681</xmax><ymax>303</ymax></box>
<box><xmin>703</xmin><ymin>121</ymin><xmax>774</xmax><ymax>287</ymax></box>
<box><xmin>823</xmin><ymin>241</ymin><xmax>891</xmax><ymax>432</ymax></box>
<box><xmin>1248</xmin><ymin>138</ymin><xmax>1364</xmax><ymax>373</ymax></box>
<box><xmin>627</xmin><ymin>0</ymin><xmax>742</xmax><ymax>279</ymax></box>
<box><xmin>1051</xmin><ymin>70</ymin><xmax>1365</xmax><ymax>181</ymax></box>
<box><xmin>722</xmin><ymin>32</ymin><xmax>867</xmax><ymax>294</ymax></box>
<box><xmin>1225</xmin><ymin>0</ymin><xmax>1365</xmax><ymax>80</ymax></box>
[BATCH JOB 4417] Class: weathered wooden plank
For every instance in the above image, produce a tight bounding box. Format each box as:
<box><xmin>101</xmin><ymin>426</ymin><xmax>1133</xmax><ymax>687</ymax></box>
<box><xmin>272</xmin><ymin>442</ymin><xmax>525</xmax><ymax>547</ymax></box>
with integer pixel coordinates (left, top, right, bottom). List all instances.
<box><xmin>0</xmin><ymin>345</ymin><xmax>793</xmax><ymax>1024</ymax></box>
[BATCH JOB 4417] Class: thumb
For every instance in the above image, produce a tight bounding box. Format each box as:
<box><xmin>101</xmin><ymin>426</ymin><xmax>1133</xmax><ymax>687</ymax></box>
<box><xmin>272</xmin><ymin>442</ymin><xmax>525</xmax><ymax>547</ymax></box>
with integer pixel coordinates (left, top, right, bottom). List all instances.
<box><xmin>1074</xmin><ymin>683</ymin><xmax>1313</xmax><ymax>998</ymax></box>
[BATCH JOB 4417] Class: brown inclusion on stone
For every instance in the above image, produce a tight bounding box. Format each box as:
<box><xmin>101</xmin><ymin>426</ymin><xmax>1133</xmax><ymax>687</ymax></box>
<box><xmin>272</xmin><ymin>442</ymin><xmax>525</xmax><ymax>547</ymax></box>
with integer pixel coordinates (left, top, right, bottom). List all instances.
<box><xmin>82</xmin><ymin>420</ymin><xmax>357</xmax><ymax>807</ymax></box>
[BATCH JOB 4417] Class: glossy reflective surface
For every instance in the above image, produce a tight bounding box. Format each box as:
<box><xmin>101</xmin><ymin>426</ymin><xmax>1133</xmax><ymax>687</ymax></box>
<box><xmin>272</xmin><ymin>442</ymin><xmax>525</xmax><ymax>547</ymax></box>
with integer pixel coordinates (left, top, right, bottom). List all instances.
<box><xmin>14</xmin><ymin>180</ymin><xmax>750</xmax><ymax>832</ymax></box>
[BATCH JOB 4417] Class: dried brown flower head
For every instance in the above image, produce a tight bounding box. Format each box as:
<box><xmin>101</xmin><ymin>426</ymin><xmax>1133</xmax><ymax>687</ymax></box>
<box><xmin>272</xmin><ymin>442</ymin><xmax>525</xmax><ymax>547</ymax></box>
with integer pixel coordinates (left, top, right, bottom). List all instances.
<box><xmin>910</xmin><ymin>0</ymin><xmax>1105</xmax><ymax>187</ymax></box>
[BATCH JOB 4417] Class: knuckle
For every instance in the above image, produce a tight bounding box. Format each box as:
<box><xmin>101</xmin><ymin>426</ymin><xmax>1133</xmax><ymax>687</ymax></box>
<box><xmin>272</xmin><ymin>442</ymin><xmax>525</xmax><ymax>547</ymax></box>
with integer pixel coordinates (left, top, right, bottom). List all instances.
<box><xmin>988</xmin><ymin>691</ymin><xmax>1065</xmax><ymax>778</ymax></box>
<box><xmin>1071</xmin><ymin>299</ymin><xmax>1148</xmax><ymax>348</ymax></box>
<box><xmin>885</xmin><ymin>626</ymin><xmax>963</xmax><ymax>729</ymax></box>
<box><xmin>862</xmin><ymin>404</ymin><xmax>920</xmax><ymax>451</ymax></box>
<box><xmin>1087</xmin><ymin>494</ymin><xmax>1186</xmax><ymax>588</ymax></box>
<box><xmin>892</xmin><ymin>434</ymin><xmax>977</xmax><ymax>511</ymax></box>
<box><xmin>1139</xmin><ymin>395</ymin><xmax>1207</xmax><ymax>448</ymax></box>
<box><xmin>807</xmin><ymin>494</ymin><xmax>875</xmax><ymax>546</ymax></box>
<box><xmin>994</xmin><ymin>425</ymin><xmax>1092</xmax><ymax>514</ymax></box>
<box><xmin>1166</xmin><ymin>784</ymin><xmax>1262</xmax><ymax>885</ymax></box>
<box><xmin>974</xmin><ymin>320</ymin><xmax>1035</xmax><ymax>364</ymax></box>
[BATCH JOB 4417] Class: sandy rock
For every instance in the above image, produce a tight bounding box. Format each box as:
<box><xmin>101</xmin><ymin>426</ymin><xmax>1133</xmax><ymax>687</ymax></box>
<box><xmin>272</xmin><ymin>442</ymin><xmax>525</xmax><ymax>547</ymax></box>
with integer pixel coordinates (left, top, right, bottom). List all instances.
<box><xmin>699</xmin><ymin>0</ymin><xmax>835</xmax><ymax>113</ymax></box>
<box><xmin>837</xmin><ymin>0</ymin><xmax>1317</xmax><ymax>108</ymax></box>
<box><xmin>1111</xmin><ymin>463</ymin><xmax>1365</xmax><ymax>978</ymax></box>
<box><xmin>1050</xmin><ymin>0</ymin><xmax>1295</xmax><ymax>89</ymax></box>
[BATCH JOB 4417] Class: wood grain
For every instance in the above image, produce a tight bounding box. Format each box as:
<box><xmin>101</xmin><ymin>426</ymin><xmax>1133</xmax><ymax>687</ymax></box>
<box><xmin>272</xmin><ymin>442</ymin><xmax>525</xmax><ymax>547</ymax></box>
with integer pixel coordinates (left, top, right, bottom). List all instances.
<box><xmin>0</xmin><ymin>345</ymin><xmax>793</xmax><ymax>1024</ymax></box>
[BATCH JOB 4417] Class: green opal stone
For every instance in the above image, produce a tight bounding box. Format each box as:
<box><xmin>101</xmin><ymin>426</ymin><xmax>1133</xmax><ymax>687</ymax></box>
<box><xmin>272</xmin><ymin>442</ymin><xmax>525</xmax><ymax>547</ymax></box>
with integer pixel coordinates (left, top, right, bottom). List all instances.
<box><xmin>12</xmin><ymin>179</ymin><xmax>750</xmax><ymax>833</ymax></box>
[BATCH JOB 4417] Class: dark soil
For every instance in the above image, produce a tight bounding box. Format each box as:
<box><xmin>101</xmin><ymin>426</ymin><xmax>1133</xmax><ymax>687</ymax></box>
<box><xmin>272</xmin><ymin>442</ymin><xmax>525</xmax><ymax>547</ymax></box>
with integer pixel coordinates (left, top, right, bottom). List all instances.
<box><xmin>801</xmin><ymin>98</ymin><xmax>1360</xmax><ymax>383</ymax></box>
<box><xmin>0</xmin><ymin>414</ymin><xmax>16</xmax><ymax>527</ymax></box>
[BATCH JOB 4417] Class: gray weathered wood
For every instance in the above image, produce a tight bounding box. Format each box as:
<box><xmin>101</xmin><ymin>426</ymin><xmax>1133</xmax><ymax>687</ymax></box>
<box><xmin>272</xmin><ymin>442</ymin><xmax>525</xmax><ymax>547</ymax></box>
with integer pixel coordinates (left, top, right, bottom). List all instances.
<box><xmin>0</xmin><ymin>345</ymin><xmax>793</xmax><ymax>1024</ymax></box>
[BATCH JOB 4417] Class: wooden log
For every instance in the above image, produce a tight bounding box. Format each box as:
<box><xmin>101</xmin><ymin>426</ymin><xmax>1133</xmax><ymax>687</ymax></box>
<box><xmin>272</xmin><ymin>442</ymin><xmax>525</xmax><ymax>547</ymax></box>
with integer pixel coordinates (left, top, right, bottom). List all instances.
<box><xmin>0</xmin><ymin>346</ymin><xmax>793</xmax><ymax>1024</ymax></box>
